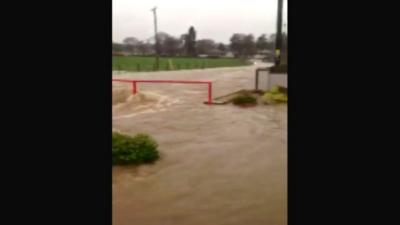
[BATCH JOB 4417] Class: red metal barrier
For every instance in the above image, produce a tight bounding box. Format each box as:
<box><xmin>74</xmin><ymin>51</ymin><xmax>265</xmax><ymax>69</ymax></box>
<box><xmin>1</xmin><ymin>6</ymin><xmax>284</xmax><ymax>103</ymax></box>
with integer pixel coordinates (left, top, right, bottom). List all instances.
<box><xmin>112</xmin><ymin>79</ymin><xmax>213</xmax><ymax>104</ymax></box>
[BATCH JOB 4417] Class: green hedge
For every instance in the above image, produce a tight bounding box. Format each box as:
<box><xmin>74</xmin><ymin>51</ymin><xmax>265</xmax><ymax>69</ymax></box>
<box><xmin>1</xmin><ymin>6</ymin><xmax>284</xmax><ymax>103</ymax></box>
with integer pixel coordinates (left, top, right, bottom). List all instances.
<box><xmin>112</xmin><ymin>132</ymin><xmax>160</xmax><ymax>165</ymax></box>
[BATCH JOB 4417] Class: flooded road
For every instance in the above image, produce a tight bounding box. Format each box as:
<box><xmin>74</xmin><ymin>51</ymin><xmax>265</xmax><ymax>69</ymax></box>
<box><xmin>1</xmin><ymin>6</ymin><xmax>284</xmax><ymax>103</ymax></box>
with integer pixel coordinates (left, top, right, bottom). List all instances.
<box><xmin>112</xmin><ymin>62</ymin><xmax>287</xmax><ymax>225</ymax></box>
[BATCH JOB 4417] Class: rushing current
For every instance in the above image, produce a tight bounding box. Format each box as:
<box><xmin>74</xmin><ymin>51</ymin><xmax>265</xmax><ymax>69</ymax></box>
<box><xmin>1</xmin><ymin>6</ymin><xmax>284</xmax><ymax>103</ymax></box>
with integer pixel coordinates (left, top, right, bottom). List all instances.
<box><xmin>112</xmin><ymin>62</ymin><xmax>287</xmax><ymax>225</ymax></box>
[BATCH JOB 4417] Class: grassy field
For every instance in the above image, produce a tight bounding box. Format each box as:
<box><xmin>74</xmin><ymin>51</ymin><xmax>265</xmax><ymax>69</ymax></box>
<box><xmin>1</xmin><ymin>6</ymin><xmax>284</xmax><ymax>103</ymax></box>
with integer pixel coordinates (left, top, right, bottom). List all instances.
<box><xmin>113</xmin><ymin>56</ymin><xmax>251</xmax><ymax>72</ymax></box>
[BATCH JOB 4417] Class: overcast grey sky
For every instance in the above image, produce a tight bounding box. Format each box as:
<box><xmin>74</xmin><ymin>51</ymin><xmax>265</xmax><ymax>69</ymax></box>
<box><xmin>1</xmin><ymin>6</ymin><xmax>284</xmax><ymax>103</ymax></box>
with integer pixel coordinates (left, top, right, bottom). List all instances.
<box><xmin>113</xmin><ymin>0</ymin><xmax>287</xmax><ymax>44</ymax></box>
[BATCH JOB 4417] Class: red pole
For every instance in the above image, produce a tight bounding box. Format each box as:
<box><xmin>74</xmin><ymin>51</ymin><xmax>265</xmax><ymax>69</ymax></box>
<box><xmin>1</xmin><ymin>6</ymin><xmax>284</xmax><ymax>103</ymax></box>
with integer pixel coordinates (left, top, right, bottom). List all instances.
<box><xmin>132</xmin><ymin>81</ymin><xmax>137</xmax><ymax>94</ymax></box>
<box><xmin>208</xmin><ymin>82</ymin><xmax>212</xmax><ymax>105</ymax></box>
<box><xmin>113</xmin><ymin>79</ymin><xmax>213</xmax><ymax>103</ymax></box>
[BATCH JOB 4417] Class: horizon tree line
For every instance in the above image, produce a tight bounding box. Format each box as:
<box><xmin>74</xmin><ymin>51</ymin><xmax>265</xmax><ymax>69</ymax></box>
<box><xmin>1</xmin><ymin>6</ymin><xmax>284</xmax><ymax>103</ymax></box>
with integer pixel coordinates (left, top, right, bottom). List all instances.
<box><xmin>113</xmin><ymin>26</ymin><xmax>287</xmax><ymax>59</ymax></box>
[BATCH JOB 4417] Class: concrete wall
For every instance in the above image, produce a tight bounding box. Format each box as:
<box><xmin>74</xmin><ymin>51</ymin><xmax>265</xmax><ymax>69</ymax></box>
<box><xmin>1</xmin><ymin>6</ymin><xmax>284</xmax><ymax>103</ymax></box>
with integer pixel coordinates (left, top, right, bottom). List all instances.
<box><xmin>269</xmin><ymin>73</ymin><xmax>287</xmax><ymax>89</ymax></box>
<box><xmin>257</xmin><ymin>71</ymin><xmax>287</xmax><ymax>91</ymax></box>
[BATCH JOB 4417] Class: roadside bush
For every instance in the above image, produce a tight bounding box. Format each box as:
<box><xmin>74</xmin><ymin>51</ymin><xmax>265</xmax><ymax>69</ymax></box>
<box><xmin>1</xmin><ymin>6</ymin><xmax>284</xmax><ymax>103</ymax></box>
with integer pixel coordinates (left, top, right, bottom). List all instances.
<box><xmin>262</xmin><ymin>85</ymin><xmax>288</xmax><ymax>104</ymax></box>
<box><xmin>232</xmin><ymin>94</ymin><xmax>258</xmax><ymax>106</ymax></box>
<box><xmin>112</xmin><ymin>132</ymin><xmax>159</xmax><ymax>165</ymax></box>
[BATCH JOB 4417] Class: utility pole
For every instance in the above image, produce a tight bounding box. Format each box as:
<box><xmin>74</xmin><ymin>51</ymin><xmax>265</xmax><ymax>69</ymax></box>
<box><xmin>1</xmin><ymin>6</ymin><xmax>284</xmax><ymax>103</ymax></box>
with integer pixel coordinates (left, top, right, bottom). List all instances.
<box><xmin>275</xmin><ymin>0</ymin><xmax>283</xmax><ymax>66</ymax></box>
<box><xmin>151</xmin><ymin>7</ymin><xmax>159</xmax><ymax>70</ymax></box>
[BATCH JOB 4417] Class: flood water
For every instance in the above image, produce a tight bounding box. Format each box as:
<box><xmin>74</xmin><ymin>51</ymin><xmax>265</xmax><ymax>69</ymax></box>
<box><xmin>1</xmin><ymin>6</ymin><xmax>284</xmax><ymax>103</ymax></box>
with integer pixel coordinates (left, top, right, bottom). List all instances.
<box><xmin>112</xmin><ymin>62</ymin><xmax>287</xmax><ymax>225</ymax></box>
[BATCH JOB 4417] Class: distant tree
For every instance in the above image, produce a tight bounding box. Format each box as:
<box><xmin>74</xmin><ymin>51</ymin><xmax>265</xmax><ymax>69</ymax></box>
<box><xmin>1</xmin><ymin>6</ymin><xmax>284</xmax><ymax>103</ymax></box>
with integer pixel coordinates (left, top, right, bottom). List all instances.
<box><xmin>243</xmin><ymin>34</ymin><xmax>257</xmax><ymax>57</ymax></box>
<box><xmin>163</xmin><ymin>36</ymin><xmax>182</xmax><ymax>56</ymax></box>
<box><xmin>256</xmin><ymin>34</ymin><xmax>269</xmax><ymax>51</ymax></box>
<box><xmin>268</xmin><ymin>34</ymin><xmax>276</xmax><ymax>48</ymax></box>
<box><xmin>112</xmin><ymin>42</ymin><xmax>124</xmax><ymax>52</ymax></box>
<box><xmin>230</xmin><ymin>34</ymin><xmax>256</xmax><ymax>58</ymax></box>
<box><xmin>155</xmin><ymin>32</ymin><xmax>170</xmax><ymax>44</ymax></box>
<box><xmin>217</xmin><ymin>43</ymin><xmax>227</xmax><ymax>53</ymax></box>
<box><xmin>123</xmin><ymin>37</ymin><xmax>139</xmax><ymax>45</ymax></box>
<box><xmin>257</xmin><ymin>33</ymin><xmax>286</xmax><ymax>62</ymax></box>
<box><xmin>264</xmin><ymin>33</ymin><xmax>285</xmax><ymax>51</ymax></box>
<box><xmin>186</xmin><ymin>26</ymin><xmax>197</xmax><ymax>56</ymax></box>
<box><xmin>269</xmin><ymin>33</ymin><xmax>276</xmax><ymax>41</ymax></box>
<box><xmin>150</xmin><ymin>32</ymin><xmax>183</xmax><ymax>56</ymax></box>
<box><xmin>154</xmin><ymin>32</ymin><xmax>173</xmax><ymax>56</ymax></box>
<box><xmin>123</xmin><ymin>37</ymin><xmax>140</xmax><ymax>54</ymax></box>
<box><xmin>230</xmin><ymin>33</ymin><xmax>246</xmax><ymax>57</ymax></box>
<box><xmin>136</xmin><ymin>41</ymin><xmax>153</xmax><ymax>55</ymax></box>
<box><xmin>180</xmin><ymin>34</ymin><xmax>188</xmax><ymax>55</ymax></box>
<box><xmin>196</xmin><ymin>39</ymin><xmax>217</xmax><ymax>55</ymax></box>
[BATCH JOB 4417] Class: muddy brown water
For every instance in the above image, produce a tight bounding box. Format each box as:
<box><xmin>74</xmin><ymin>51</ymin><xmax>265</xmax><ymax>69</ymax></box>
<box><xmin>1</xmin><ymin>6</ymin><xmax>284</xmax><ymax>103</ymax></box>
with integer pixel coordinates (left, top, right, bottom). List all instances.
<box><xmin>112</xmin><ymin>62</ymin><xmax>287</xmax><ymax>225</ymax></box>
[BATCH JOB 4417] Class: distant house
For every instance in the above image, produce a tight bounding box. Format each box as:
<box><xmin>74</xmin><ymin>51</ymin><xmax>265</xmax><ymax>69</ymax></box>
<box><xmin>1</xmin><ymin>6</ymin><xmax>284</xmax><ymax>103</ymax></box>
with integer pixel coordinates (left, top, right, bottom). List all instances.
<box><xmin>253</xmin><ymin>54</ymin><xmax>265</xmax><ymax>59</ymax></box>
<box><xmin>259</xmin><ymin>49</ymin><xmax>273</xmax><ymax>55</ymax></box>
<box><xmin>208</xmin><ymin>49</ymin><xmax>224</xmax><ymax>57</ymax></box>
<box><xmin>198</xmin><ymin>49</ymin><xmax>225</xmax><ymax>58</ymax></box>
<box><xmin>224</xmin><ymin>51</ymin><xmax>234</xmax><ymax>58</ymax></box>
<box><xmin>255</xmin><ymin>50</ymin><xmax>274</xmax><ymax>61</ymax></box>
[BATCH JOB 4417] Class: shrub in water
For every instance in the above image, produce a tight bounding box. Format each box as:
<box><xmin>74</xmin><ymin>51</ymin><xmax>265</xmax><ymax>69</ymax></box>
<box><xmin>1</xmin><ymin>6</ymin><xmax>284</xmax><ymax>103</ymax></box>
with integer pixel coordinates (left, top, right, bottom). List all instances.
<box><xmin>270</xmin><ymin>85</ymin><xmax>280</xmax><ymax>94</ymax></box>
<box><xmin>112</xmin><ymin>132</ymin><xmax>159</xmax><ymax>165</ymax></box>
<box><xmin>232</xmin><ymin>94</ymin><xmax>257</xmax><ymax>106</ymax></box>
<box><xmin>272</xmin><ymin>93</ymin><xmax>288</xmax><ymax>102</ymax></box>
<box><xmin>262</xmin><ymin>85</ymin><xmax>288</xmax><ymax>104</ymax></box>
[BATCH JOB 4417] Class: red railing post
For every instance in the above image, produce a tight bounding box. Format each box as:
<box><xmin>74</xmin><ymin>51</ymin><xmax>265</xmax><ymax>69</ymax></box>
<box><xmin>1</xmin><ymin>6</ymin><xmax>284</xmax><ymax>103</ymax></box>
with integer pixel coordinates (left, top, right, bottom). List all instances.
<box><xmin>208</xmin><ymin>82</ymin><xmax>212</xmax><ymax>105</ymax></box>
<box><xmin>132</xmin><ymin>81</ymin><xmax>137</xmax><ymax>94</ymax></box>
<box><xmin>113</xmin><ymin>79</ymin><xmax>212</xmax><ymax>104</ymax></box>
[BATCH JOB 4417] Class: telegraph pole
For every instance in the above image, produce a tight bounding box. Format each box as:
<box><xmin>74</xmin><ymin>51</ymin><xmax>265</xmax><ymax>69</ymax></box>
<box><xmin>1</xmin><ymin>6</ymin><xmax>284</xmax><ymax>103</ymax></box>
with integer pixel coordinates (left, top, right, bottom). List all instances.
<box><xmin>151</xmin><ymin>7</ymin><xmax>159</xmax><ymax>70</ymax></box>
<box><xmin>275</xmin><ymin>0</ymin><xmax>283</xmax><ymax>66</ymax></box>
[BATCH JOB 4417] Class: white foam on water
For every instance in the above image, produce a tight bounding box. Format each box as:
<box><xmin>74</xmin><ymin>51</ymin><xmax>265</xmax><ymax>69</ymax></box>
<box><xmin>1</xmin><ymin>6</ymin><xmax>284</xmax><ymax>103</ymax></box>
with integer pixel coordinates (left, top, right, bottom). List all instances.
<box><xmin>112</xmin><ymin>89</ymin><xmax>181</xmax><ymax>119</ymax></box>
